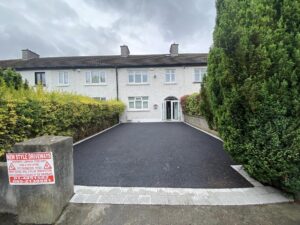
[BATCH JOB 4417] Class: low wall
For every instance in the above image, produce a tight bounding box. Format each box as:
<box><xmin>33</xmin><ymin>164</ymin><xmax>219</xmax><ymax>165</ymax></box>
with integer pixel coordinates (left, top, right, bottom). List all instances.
<box><xmin>184</xmin><ymin>115</ymin><xmax>220</xmax><ymax>138</ymax></box>
<box><xmin>0</xmin><ymin>162</ymin><xmax>17</xmax><ymax>214</ymax></box>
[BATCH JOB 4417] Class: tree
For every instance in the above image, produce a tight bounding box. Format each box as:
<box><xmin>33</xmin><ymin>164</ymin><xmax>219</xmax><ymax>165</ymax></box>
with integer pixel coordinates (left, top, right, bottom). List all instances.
<box><xmin>203</xmin><ymin>0</ymin><xmax>300</xmax><ymax>194</ymax></box>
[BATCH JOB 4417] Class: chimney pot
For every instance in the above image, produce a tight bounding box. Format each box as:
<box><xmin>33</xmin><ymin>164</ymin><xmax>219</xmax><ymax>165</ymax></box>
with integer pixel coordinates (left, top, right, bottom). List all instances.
<box><xmin>22</xmin><ymin>49</ymin><xmax>39</xmax><ymax>60</ymax></box>
<box><xmin>169</xmin><ymin>43</ymin><xmax>179</xmax><ymax>56</ymax></box>
<box><xmin>120</xmin><ymin>45</ymin><xmax>130</xmax><ymax>57</ymax></box>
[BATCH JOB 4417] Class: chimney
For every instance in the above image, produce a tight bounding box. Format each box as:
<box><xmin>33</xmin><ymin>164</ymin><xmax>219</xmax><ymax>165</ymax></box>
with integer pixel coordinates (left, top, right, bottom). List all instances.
<box><xmin>120</xmin><ymin>45</ymin><xmax>130</xmax><ymax>57</ymax></box>
<box><xmin>169</xmin><ymin>43</ymin><xmax>179</xmax><ymax>56</ymax></box>
<box><xmin>22</xmin><ymin>49</ymin><xmax>40</xmax><ymax>60</ymax></box>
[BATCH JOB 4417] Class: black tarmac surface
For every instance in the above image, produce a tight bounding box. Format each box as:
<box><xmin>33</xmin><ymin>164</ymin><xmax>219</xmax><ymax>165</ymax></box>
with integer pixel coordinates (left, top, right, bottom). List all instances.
<box><xmin>74</xmin><ymin>122</ymin><xmax>252</xmax><ymax>188</ymax></box>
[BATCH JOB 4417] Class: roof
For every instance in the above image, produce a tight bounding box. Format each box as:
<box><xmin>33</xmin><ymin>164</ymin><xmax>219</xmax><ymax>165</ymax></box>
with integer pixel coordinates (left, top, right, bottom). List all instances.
<box><xmin>0</xmin><ymin>53</ymin><xmax>208</xmax><ymax>70</ymax></box>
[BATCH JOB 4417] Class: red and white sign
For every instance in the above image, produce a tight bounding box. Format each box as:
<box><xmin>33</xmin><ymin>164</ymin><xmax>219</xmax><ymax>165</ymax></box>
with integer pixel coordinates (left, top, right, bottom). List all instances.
<box><xmin>6</xmin><ymin>152</ymin><xmax>55</xmax><ymax>185</ymax></box>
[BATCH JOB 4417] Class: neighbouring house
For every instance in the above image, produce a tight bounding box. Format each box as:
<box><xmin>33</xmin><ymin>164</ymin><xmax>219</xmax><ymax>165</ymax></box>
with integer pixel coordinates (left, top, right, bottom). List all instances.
<box><xmin>0</xmin><ymin>44</ymin><xmax>207</xmax><ymax>122</ymax></box>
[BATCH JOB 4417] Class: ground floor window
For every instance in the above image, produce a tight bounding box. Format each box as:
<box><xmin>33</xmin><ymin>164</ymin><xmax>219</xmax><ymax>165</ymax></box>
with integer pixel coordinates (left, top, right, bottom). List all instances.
<box><xmin>93</xmin><ymin>97</ymin><xmax>106</xmax><ymax>101</ymax></box>
<box><xmin>128</xmin><ymin>96</ymin><xmax>149</xmax><ymax>110</ymax></box>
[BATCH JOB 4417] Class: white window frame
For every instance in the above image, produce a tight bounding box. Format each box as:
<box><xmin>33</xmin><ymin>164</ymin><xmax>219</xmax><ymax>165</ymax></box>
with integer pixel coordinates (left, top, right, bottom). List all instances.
<box><xmin>194</xmin><ymin>67</ymin><xmax>207</xmax><ymax>83</ymax></box>
<box><xmin>85</xmin><ymin>71</ymin><xmax>106</xmax><ymax>85</ymax></box>
<box><xmin>128</xmin><ymin>70</ymin><xmax>148</xmax><ymax>85</ymax></box>
<box><xmin>93</xmin><ymin>97</ymin><xmax>106</xmax><ymax>101</ymax></box>
<box><xmin>128</xmin><ymin>96</ymin><xmax>149</xmax><ymax>111</ymax></box>
<box><xmin>165</xmin><ymin>69</ymin><xmax>176</xmax><ymax>83</ymax></box>
<box><xmin>58</xmin><ymin>71</ymin><xmax>69</xmax><ymax>86</ymax></box>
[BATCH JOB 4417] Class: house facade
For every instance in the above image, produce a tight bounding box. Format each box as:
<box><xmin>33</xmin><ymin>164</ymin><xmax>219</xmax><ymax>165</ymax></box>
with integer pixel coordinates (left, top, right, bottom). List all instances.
<box><xmin>0</xmin><ymin>44</ymin><xmax>208</xmax><ymax>122</ymax></box>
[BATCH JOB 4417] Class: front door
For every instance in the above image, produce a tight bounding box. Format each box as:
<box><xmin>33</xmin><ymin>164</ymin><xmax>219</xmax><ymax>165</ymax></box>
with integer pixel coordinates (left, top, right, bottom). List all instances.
<box><xmin>163</xmin><ymin>100</ymin><xmax>180</xmax><ymax>121</ymax></box>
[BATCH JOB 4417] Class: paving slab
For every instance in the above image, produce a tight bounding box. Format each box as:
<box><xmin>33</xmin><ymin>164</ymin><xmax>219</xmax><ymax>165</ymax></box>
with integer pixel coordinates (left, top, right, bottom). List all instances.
<box><xmin>54</xmin><ymin>203</ymin><xmax>300</xmax><ymax>225</ymax></box>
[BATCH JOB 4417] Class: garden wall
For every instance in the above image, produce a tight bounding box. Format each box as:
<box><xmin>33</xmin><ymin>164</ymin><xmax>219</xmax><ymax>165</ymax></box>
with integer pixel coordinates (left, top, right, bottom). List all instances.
<box><xmin>184</xmin><ymin>114</ymin><xmax>219</xmax><ymax>138</ymax></box>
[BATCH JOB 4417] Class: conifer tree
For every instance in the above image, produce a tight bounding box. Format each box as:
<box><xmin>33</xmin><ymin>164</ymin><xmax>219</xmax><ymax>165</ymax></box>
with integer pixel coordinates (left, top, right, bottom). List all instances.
<box><xmin>203</xmin><ymin>0</ymin><xmax>300</xmax><ymax>194</ymax></box>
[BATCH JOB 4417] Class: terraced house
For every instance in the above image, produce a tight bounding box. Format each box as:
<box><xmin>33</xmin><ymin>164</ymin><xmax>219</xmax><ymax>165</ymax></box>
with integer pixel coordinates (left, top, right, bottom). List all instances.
<box><xmin>0</xmin><ymin>44</ymin><xmax>207</xmax><ymax>122</ymax></box>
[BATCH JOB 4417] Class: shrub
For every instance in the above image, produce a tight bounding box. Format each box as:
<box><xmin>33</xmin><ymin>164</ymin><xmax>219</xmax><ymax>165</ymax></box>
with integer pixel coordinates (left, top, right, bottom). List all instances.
<box><xmin>180</xmin><ymin>95</ymin><xmax>189</xmax><ymax>115</ymax></box>
<box><xmin>0</xmin><ymin>70</ymin><xmax>125</xmax><ymax>161</ymax></box>
<box><xmin>0</xmin><ymin>67</ymin><xmax>26</xmax><ymax>89</ymax></box>
<box><xmin>205</xmin><ymin>0</ymin><xmax>300</xmax><ymax>194</ymax></box>
<box><xmin>180</xmin><ymin>93</ymin><xmax>202</xmax><ymax>117</ymax></box>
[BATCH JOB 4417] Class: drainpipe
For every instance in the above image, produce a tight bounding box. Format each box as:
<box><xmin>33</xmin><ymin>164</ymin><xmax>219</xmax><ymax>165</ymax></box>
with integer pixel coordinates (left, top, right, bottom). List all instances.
<box><xmin>115</xmin><ymin>67</ymin><xmax>119</xmax><ymax>100</ymax></box>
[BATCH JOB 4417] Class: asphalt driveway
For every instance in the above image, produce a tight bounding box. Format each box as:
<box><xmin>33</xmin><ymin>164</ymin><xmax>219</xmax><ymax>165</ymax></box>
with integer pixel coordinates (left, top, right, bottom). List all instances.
<box><xmin>74</xmin><ymin>122</ymin><xmax>252</xmax><ymax>188</ymax></box>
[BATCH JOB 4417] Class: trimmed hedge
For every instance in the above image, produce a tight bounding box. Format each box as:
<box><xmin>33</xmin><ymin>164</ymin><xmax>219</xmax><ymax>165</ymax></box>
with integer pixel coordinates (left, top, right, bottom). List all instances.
<box><xmin>203</xmin><ymin>0</ymin><xmax>300</xmax><ymax>194</ymax></box>
<box><xmin>180</xmin><ymin>93</ymin><xmax>202</xmax><ymax>117</ymax></box>
<box><xmin>0</xmin><ymin>73</ymin><xmax>125</xmax><ymax>160</ymax></box>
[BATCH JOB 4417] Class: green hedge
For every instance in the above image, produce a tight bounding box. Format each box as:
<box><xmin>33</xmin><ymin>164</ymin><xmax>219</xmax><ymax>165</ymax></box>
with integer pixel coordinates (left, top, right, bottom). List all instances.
<box><xmin>0</xmin><ymin>74</ymin><xmax>125</xmax><ymax>160</ymax></box>
<box><xmin>180</xmin><ymin>93</ymin><xmax>202</xmax><ymax>117</ymax></box>
<box><xmin>203</xmin><ymin>0</ymin><xmax>300</xmax><ymax>194</ymax></box>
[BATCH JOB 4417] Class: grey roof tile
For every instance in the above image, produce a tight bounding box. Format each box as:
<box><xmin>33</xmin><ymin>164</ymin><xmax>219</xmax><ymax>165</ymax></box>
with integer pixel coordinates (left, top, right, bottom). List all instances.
<box><xmin>0</xmin><ymin>53</ymin><xmax>208</xmax><ymax>70</ymax></box>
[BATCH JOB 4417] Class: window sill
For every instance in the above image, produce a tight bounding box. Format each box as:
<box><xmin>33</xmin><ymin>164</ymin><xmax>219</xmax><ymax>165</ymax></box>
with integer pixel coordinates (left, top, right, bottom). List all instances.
<box><xmin>164</xmin><ymin>82</ymin><xmax>177</xmax><ymax>85</ymax></box>
<box><xmin>57</xmin><ymin>84</ymin><xmax>70</xmax><ymax>87</ymax></box>
<box><xmin>127</xmin><ymin>109</ymin><xmax>150</xmax><ymax>112</ymax></box>
<box><xmin>127</xmin><ymin>83</ymin><xmax>150</xmax><ymax>86</ymax></box>
<box><xmin>193</xmin><ymin>81</ymin><xmax>202</xmax><ymax>84</ymax></box>
<box><xmin>84</xmin><ymin>83</ymin><xmax>107</xmax><ymax>86</ymax></box>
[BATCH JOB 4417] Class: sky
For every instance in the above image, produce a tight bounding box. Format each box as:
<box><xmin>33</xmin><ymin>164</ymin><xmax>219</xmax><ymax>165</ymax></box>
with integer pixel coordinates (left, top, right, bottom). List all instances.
<box><xmin>0</xmin><ymin>0</ymin><xmax>216</xmax><ymax>60</ymax></box>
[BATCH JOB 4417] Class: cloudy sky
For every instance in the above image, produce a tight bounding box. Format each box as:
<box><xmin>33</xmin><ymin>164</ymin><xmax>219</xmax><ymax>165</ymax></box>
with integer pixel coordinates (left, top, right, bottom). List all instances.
<box><xmin>0</xmin><ymin>0</ymin><xmax>216</xmax><ymax>60</ymax></box>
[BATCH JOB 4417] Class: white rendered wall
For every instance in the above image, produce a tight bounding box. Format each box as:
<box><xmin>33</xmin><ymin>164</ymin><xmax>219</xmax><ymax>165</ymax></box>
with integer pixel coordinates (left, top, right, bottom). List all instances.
<box><xmin>18</xmin><ymin>69</ymin><xmax>117</xmax><ymax>100</ymax></box>
<box><xmin>18</xmin><ymin>66</ymin><xmax>203</xmax><ymax>122</ymax></box>
<box><xmin>118</xmin><ymin>66</ymin><xmax>202</xmax><ymax>122</ymax></box>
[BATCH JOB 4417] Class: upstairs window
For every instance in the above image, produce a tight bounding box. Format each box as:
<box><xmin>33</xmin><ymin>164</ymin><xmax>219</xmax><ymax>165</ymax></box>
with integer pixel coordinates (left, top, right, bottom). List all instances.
<box><xmin>165</xmin><ymin>69</ymin><xmax>176</xmax><ymax>83</ymax></box>
<box><xmin>128</xmin><ymin>70</ymin><xmax>148</xmax><ymax>84</ymax></box>
<box><xmin>194</xmin><ymin>67</ymin><xmax>207</xmax><ymax>83</ymax></box>
<box><xmin>58</xmin><ymin>71</ymin><xmax>69</xmax><ymax>85</ymax></box>
<box><xmin>86</xmin><ymin>71</ymin><xmax>106</xmax><ymax>84</ymax></box>
<box><xmin>35</xmin><ymin>72</ymin><xmax>46</xmax><ymax>86</ymax></box>
<box><xmin>128</xmin><ymin>96</ymin><xmax>149</xmax><ymax>110</ymax></box>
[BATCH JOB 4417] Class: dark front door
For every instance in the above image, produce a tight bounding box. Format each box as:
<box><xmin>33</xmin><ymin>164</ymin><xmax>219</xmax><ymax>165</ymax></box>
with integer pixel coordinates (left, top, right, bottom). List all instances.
<box><xmin>166</xmin><ymin>101</ymin><xmax>171</xmax><ymax>120</ymax></box>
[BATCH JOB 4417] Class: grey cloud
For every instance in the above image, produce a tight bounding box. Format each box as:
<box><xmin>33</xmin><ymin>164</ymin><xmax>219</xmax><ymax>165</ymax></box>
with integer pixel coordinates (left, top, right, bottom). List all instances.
<box><xmin>0</xmin><ymin>0</ymin><xmax>215</xmax><ymax>59</ymax></box>
<box><xmin>87</xmin><ymin>0</ymin><xmax>215</xmax><ymax>42</ymax></box>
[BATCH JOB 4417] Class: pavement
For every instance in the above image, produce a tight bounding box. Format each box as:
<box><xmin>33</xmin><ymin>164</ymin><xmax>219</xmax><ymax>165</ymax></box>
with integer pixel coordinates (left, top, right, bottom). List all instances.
<box><xmin>56</xmin><ymin>203</ymin><xmax>300</xmax><ymax>225</ymax></box>
<box><xmin>2</xmin><ymin>203</ymin><xmax>300</xmax><ymax>225</ymax></box>
<box><xmin>74</xmin><ymin>122</ymin><xmax>251</xmax><ymax>188</ymax></box>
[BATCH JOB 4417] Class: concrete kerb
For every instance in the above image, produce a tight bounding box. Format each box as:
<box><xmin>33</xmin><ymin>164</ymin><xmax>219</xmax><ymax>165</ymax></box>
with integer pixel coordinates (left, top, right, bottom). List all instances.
<box><xmin>73</xmin><ymin>123</ymin><xmax>121</xmax><ymax>147</ymax></box>
<box><xmin>71</xmin><ymin>165</ymin><xmax>293</xmax><ymax>206</ymax></box>
<box><xmin>183</xmin><ymin>121</ymin><xmax>223</xmax><ymax>142</ymax></box>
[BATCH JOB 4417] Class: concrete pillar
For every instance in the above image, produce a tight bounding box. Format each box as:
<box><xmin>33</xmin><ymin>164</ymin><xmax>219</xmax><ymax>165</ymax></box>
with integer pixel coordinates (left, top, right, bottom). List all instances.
<box><xmin>14</xmin><ymin>136</ymin><xmax>74</xmax><ymax>225</ymax></box>
<box><xmin>0</xmin><ymin>162</ymin><xmax>17</xmax><ymax>213</ymax></box>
